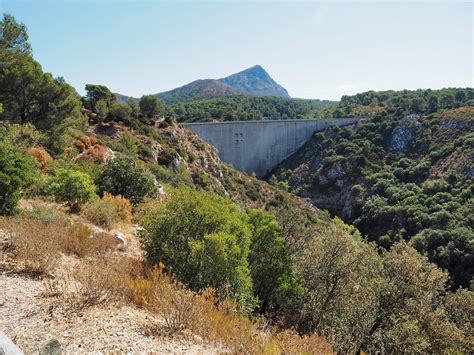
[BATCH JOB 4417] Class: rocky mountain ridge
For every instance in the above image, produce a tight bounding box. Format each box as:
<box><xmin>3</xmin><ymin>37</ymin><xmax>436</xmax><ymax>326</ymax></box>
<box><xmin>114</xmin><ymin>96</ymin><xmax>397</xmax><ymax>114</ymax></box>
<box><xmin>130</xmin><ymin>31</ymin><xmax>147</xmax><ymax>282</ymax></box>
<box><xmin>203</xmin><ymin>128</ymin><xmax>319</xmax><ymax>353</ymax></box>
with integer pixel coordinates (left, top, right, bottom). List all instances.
<box><xmin>218</xmin><ymin>65</ymin><xmax>290</xmax><ymax>98</ymax></box>
<box><xmin>116</xmin><ymin>65</ymin><xmax>290</xmax><ymax>104</ymax></box>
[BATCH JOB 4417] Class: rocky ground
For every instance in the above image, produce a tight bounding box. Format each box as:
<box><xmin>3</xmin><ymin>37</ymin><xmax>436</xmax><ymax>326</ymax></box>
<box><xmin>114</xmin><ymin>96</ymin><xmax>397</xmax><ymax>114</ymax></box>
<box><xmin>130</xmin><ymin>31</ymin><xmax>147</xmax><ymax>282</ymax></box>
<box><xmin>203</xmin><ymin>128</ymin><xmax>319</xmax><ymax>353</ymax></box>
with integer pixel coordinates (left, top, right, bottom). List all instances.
<box><xmin>0</xmin><ymin>272</ymin><xmax>223</xmax><ymax>354</ymax></box>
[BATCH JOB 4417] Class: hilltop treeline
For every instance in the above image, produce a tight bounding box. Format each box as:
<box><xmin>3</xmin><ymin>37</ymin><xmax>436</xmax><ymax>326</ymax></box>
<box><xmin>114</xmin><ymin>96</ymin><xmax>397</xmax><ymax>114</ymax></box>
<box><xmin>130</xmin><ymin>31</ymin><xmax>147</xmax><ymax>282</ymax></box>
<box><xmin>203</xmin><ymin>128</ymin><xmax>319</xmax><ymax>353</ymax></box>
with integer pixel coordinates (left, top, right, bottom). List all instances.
<box><xmin>322</xmin><ymin>88</ymin><xmax>474</xmax><ymax>117</ymax></box>
<box><xmin>165</xmin><ymin>96</ymin><xmax>336</xmax><ymax>122</ymax></box>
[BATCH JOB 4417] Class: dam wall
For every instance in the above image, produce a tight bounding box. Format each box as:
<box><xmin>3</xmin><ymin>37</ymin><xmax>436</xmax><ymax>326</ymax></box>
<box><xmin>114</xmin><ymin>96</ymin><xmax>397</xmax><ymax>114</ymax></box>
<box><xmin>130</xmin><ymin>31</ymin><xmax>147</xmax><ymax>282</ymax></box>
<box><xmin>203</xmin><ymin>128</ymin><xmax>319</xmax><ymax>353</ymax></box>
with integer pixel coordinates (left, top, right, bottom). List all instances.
<box><xmin>183</xmin><ymin>117</ymin><xmax>359</xmax><ymax>177</ymax></box>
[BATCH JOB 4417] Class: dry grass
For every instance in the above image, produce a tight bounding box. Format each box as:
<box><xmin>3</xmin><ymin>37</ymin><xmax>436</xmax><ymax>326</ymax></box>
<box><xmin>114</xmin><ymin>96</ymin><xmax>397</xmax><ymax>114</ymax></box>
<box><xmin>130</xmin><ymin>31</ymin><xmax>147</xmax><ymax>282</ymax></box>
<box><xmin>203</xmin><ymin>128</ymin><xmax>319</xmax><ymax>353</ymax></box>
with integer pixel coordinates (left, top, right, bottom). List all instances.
<box><xmin>1</xmin><ymin>212</ymin><xmax>333</xmax><ymax>353</ymax></box>
<box><xmin>0</xmin><ymin>217</ymin><xmax>62</xmax><ymax>277</ymax></box>
<box><xmin>61</xmin><ymin>223</ymin><xmax>116</xmax><ymax>257</ymax></box>
<box><xmin>53</xmin><ymin>261</ymin><xmax>332</xmax><ymax>353</ymax></box>
<box><xmin>0</xmin><ymin>216</ymin><xmax>117</xmax><ymax>277</ymax></box>
<box><xmin>40</xmin><ymin>257</ymin><xmax>333</xmax><ymax>353</ymax></box>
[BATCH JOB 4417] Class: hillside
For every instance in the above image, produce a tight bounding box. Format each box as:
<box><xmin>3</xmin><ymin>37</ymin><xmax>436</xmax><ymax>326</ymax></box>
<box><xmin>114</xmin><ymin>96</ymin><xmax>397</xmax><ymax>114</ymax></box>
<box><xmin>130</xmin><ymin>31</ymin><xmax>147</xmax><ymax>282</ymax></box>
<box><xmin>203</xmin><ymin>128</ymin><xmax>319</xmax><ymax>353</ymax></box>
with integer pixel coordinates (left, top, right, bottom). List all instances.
<box><xmin>116</xmin><ymin>65</ymin><xmax>291</xmax><ymax>105</ymax></box>
<box><xmin>272</xmin><ymin>89</ymin><xmax>474</xmax><ymax>289</ymax></box>
<box><xmin>155</xmin><ymin>79</ymin><xmax>242</xmax><ymax>104</ymax></box>
<box><xmin>165</xmin><ymin>96</ymin><xmax>336</xmax><ymax>122</ymax></box>
<box><xmin>219</xmin><ymin>65</ymin><xmax>290</xmax><ymax>98</ymax></box>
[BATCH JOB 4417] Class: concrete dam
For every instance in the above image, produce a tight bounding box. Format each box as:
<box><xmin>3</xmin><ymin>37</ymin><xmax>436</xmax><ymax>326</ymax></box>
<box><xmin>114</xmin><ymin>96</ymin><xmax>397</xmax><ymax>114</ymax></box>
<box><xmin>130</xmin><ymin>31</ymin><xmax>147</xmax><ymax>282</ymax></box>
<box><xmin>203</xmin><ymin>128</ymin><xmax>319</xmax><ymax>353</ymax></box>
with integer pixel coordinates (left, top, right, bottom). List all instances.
<box><xmin>183</xmin><ymin>118</ymin><xmax>359</xmax><ymax>178</ymax></box>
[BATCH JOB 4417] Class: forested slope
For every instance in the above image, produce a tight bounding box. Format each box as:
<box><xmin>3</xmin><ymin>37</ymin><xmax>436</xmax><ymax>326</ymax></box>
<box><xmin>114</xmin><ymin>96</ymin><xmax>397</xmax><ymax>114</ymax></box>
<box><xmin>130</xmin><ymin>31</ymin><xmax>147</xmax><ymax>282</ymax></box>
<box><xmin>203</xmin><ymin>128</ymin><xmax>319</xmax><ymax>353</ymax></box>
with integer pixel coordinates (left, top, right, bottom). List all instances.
<box><xmin>272</xmin><ymin>90</ymin><xmax>474</xmax><ymax>289</ymax></box>
<box><xmin>165</xmin><ymin>95</ymin><xmax>336</xmax><ymax>122</ymax></box>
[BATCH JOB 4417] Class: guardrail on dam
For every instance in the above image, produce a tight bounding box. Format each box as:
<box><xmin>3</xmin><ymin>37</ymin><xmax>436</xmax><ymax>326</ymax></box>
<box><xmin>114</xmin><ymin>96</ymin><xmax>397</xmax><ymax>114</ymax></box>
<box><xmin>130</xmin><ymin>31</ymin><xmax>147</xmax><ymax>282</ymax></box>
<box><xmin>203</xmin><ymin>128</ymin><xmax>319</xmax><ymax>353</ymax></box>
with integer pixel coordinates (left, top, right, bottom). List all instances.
<box><xmin>183</xmin><ymin>117</ymin><xmax>359</xmax><ymax>178</ymax></box>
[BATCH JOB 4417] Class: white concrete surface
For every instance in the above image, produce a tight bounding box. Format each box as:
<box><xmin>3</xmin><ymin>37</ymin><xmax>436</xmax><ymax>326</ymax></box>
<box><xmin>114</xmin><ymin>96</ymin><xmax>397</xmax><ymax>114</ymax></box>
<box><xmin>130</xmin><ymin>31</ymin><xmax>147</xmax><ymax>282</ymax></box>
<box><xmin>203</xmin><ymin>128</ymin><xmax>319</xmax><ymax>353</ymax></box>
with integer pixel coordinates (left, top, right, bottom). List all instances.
<box><xmin>184</xmin><ymin>118</ymin><xmax>359</xmax><ymax>177</ymax></box>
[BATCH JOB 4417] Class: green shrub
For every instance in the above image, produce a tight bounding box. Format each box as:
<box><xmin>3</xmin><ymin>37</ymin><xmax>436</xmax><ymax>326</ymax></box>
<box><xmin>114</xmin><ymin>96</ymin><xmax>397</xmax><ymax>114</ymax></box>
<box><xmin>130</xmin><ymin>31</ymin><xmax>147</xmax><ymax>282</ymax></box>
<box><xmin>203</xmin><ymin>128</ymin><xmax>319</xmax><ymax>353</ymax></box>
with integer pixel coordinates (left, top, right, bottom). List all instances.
<box><xmin>0</xmin><ymin>142</ymin><xmax>35</xmax><ymax>215</ymax></box>
<box><xmin>22</xmin><ymin>203</ymin><xmax>70</xmax><ymax>226</ymax></box>
<box><xmin>82</xmin><ymin>199</ymin><xmax>116</xmax><ymax>229</ymax></box>
<box><xmin>149</xmin><ymin>163</ymin><xmax>193</xmax><ymax>187</ymax></box>
<box><xmin>245</xmin><ymin>182</ymin><xmax>262</xmax><ymax>201</ymax></box>
<box><xmin>0</xmin><ymin>123</ymin><xmax>43</xmax><ymax>149</ymax></box>
<box><xmin>140</xmin><ymin>187</ymin><xmax>256</xmax><ymax>313</ymax></box>
<box><xmin>49</xmin><ymin>168</ymin><xmax>96</xmax><ymax>212</ymax></box>
<box><xmin>82</xmin><ymin>193</ymin><xmax>132</xmax><ymax>229</ymax></box>
<box><xmin>96</xmin><ymin>157</ymin><xmax>156</xmax><ymax>205</ymax></box>
<box><xmin>247</xmin><ymin>209</ymin><xmax>303</xmax><ymax>315</ymax></box>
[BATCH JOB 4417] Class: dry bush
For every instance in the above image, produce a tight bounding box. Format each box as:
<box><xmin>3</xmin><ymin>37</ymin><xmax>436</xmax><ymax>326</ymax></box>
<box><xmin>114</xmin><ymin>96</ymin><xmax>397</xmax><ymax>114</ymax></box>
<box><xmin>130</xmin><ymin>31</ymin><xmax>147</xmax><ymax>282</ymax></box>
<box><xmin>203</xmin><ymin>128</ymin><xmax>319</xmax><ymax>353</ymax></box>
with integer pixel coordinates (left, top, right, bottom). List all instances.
<box><xmin>189</xmin><ymin>289</ymin><xmax>265</xmax><ymax>353</ymax></box>
<box><xmin>100</xmin><ymin>262</ymin><xmax>333</xmax><ymax>352</ymax></box>
<box><xmin>131</xmin><ymin>267</ymin><xmax>333</xmax><ymax>353</ymax></box>
<box><xmin>127</xmin><ymin>266</ymin><xmax>266</xmax><ymax>351</ymax></box>
<box><xmin>274</xmin><ymin>329</ymin><xmax>334</xmax><ymax>354</ymax></box>
<box><xmin>0</xmin><ymin>216</ymin><xmax>118</xmax><ymax>277</ymax></box>
<box><xmin>36</xmin><ymin>251</ymin><xmax>332</xmax><ymax>353</ymax></box>
<box><xmin>0</xmin><ymin>217</ymin><xmax>62</xmax><ymax>277</ymax></box>
<box><xmin>72</xmin><ymin>135</ymin><xmax>98</xmax><ymax>152</ymax></box>
<box><xmin>72</xmin><ymin>135</ymin><xmax>112</xmax><ymax>164</ymax></box>
<box><xmin>82</xmin><ymin>193</ymin><xmax>132</xmax><ymax>229</ymax></box>
<box><xmin>130</xmin><ymin>265</ymin><xmax>196</xmax><ymax>334</ymax></box>
<box><xmin>103</xmin><ymin>193</ymin><xmax>132</xmax><ymax>223</ymax></box>
<box><xmin>153</xmin><ymin>283</ymin><xmax>195</xmax><ymax>334</ymax></box>
<box><xmin>75</xmin><ymin>144</ymin><xmax>111</xmax><ymax>163</ymax></box>
<box><xmin>69</xmin><ymin>257</ymin><xmax>130</xmax><ymax>308</ymax></box>
<box><xmin>27</xmin><ymin>146</ymin><xmax>53</xmax><ymax>169</ymax></box>
<box><xmin>45</xmin><ymin>256</ymin><xmax>143</xmax><ymax>309</ymax></box>
<box><xmin>60</xmin><ymin>223</ymin><xmax>117</xmax><ymax>257</ymax></box>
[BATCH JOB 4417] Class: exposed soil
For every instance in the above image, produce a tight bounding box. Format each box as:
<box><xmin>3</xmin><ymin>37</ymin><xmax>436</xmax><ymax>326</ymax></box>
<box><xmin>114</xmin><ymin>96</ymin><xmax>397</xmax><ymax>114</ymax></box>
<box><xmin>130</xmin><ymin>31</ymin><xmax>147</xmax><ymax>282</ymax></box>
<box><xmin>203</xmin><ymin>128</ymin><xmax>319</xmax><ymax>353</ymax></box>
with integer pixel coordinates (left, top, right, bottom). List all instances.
<box><xmin>0</xmin><ymin>272</ymin><xmax>223</xmax><ymax>354</ymax></box>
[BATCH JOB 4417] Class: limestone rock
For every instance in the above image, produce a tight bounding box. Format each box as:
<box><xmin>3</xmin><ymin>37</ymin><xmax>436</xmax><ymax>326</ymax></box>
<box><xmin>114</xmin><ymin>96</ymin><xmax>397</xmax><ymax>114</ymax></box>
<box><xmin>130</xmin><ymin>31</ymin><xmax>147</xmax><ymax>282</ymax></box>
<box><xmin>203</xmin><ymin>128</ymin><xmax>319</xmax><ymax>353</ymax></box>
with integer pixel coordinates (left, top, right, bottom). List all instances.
<box><xmin>0</xmin><ymin>230</ymin><xmax>13</xmax><ymax>251</ymax></box>
<box><xmin>90</xmin><ymin>226</ymin><xmax>106</xmax><ymax>237</ymax></box>
<box><xmin>389</xmin><ymin>115</ymin><xmax>422</xmax><ymax>154</ymax></box>
<box><xmin>113</xmin><ymin>232</ymin><xmax>127</xmax><ymax>245</ymax></box>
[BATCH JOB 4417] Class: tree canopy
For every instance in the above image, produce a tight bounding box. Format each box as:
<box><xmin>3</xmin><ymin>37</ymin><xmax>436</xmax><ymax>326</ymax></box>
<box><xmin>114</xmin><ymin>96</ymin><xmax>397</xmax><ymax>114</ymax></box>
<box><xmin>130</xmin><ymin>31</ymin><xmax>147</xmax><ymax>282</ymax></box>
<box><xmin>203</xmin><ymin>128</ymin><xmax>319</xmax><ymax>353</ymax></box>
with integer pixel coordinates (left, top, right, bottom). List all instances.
<box><xmin>0</xmin><ymin>15</ymin><xmax>81</xmax><ymax>131</ymax></box>
<box><xmin>0</xmin><ymin>13</ymin><xmax>31</xmax><ymax>65</ymax></box>
<box><xmin>139</xmin><ymin>94</ymin><xmax>164</xmax><ymax>118</ymax></box>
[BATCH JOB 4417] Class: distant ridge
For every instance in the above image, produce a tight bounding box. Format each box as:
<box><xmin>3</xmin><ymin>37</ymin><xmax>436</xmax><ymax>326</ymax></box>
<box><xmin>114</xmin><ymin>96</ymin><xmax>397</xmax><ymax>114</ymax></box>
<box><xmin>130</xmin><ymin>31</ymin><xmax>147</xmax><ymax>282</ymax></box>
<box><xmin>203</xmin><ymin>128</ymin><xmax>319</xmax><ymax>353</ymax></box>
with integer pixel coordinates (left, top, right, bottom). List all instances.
<box><xmin>218</xmin><ymin>65</ymin><xmax>290</xmax><ymax>98</ymax></box>
<box><xmin>116</xmin><ymin>65</ymin><xmax>290</xmax><ymax>104</ymax></box>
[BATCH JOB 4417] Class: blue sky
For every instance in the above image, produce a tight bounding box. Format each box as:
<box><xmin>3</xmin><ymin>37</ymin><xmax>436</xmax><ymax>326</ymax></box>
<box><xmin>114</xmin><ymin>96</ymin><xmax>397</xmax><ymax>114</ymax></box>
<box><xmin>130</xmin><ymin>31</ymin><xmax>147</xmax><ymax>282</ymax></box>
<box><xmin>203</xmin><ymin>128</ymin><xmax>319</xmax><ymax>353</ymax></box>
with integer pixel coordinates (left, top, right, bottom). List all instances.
<box><xmin>1</xmin><ymin>0</ymin><xmax>472</xmax><ymax>100</ymax></box>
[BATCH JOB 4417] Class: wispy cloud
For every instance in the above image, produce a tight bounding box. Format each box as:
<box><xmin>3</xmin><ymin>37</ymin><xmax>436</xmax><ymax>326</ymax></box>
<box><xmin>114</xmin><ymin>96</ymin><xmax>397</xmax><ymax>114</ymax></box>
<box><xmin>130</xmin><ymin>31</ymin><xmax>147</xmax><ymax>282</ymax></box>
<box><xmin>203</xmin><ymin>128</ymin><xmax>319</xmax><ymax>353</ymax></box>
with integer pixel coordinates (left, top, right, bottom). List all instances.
<box><xmin>312</xmin><ymin>5</ymin><xmax>329</xmax><ymax>26</ymax></box>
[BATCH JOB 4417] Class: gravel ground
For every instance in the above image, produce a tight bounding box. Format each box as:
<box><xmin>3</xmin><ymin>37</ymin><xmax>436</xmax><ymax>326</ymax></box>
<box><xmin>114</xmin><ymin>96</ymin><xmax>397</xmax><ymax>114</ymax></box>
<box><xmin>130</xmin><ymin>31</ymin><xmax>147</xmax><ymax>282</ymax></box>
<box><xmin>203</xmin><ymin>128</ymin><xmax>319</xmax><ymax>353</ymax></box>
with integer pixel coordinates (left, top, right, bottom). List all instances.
<box><xmin>0</xmin><ymin>272</ymin><xmax>222</xmax><ymax>354</ymax></box>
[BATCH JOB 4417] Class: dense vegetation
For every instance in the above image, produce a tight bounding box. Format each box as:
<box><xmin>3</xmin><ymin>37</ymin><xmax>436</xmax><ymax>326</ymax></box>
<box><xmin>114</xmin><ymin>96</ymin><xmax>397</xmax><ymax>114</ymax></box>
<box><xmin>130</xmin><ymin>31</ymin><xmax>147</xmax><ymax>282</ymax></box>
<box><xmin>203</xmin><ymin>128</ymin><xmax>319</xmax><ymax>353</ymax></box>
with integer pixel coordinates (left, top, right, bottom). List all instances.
<box><xmin>165</xmin><ymin>95</ymin><xmax>336</xmax><ymax>122</ymax></box>
<box><xmin>273</xmin><ymin>90</ymin><xmax>474</xmax><ymax>290</ymax></box>
<box><xmin>1</xmin><ymin>14</ymin><xmax>473</xmax><ymax>352</ymax></box>
<box><xmin>321</xmin><ymin>88</ymin><xmax>474</xmax><ymax>118</ymax></box>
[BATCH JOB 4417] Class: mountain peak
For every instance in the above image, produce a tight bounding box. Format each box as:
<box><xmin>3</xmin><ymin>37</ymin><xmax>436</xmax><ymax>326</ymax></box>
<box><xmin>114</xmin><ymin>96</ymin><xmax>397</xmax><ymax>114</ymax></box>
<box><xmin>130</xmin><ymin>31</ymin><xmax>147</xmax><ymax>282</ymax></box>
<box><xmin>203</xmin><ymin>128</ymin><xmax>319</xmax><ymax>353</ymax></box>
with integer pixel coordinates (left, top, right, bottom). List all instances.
<box><xmin>246</xmin><ymin>64</ymin><xmax>266</xmax><ymax>74</ymax></box>
<box><xmin>219</xmin><ymin>66</ymin><xmax>290</xmax><ymax>98</ymax></box>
